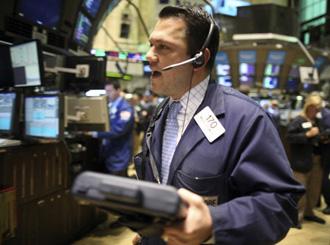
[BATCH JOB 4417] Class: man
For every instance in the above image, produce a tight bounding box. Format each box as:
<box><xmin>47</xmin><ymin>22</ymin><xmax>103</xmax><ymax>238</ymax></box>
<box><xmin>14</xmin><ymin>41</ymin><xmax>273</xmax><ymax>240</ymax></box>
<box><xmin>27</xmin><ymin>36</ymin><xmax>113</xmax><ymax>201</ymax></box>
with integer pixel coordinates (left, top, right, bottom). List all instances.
<box><xmin>90</xmin><ymin>79</ymin><xmax>134</xmax><ymax>176</ymax></box>
<box><xmin>134</xmin><ymin>5</ymin><xmax>304</xmax><ymax>245</ymax></box>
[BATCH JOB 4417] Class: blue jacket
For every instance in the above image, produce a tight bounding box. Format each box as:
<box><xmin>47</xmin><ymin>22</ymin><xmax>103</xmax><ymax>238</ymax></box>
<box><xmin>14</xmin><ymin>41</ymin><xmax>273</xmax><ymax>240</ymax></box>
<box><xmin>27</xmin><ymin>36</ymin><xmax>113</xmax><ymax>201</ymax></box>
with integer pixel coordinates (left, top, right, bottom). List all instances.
<box><xmin>140</xmin><ymin>83</ymin><xmax>304</xmax><ymax>245</ymax></box>
<box><xmin>97</xmin><ymin>96</ymin><xmax>134</xmax><ymax>172</ymax></box>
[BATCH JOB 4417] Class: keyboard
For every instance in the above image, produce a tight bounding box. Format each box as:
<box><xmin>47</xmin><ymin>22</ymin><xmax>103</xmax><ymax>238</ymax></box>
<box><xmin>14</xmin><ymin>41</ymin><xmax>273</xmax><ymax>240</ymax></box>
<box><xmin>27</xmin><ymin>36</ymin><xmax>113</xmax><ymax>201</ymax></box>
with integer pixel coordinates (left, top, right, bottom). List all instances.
<box><xmin>0</xmin><ymin>138</ymin><xmax>22</xmax><ymax>147</ymax></box>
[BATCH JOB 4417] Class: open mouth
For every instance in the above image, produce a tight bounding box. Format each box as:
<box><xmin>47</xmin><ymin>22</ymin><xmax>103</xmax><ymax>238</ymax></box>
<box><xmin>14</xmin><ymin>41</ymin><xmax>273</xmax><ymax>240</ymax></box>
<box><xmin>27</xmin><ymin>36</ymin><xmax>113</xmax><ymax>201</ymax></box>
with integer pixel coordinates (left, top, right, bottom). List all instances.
<box><xmin>151</xmin><ymin>71</ymin><xmax>162</xmax><ymax>78</ymax></box>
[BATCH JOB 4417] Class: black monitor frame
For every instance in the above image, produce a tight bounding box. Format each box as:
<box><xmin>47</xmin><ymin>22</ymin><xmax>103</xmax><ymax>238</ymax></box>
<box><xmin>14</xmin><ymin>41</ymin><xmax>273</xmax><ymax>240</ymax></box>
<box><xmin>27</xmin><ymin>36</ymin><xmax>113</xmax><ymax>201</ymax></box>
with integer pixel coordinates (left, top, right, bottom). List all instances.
<box><xmin>24</xmin><ymin>93</ymin><xmax>64</xmax><ymax>141</ymax></box>
<box><xmin>0</xmin><ymin>43</ymin><xmax>14</xmax><ymax>88</ymax></box>
<box><xmin>9</xmin><ymin>39</ymin><xmax>45</xmax><ymax>88</ymax></box>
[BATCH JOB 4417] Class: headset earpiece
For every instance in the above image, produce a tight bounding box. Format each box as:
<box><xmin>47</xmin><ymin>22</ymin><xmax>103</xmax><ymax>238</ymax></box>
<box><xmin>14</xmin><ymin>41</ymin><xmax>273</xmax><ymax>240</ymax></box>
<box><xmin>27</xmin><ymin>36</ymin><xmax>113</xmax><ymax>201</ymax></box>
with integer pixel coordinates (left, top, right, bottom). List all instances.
<box><xmin>191</xmin><ymin>17</ymin><xmax>215</xmax><ymax>69</ymax></box>
<box><xmin>192</xmin><ymin>52</ymin><xmax>205</xmax><ymax>68</ymax></box>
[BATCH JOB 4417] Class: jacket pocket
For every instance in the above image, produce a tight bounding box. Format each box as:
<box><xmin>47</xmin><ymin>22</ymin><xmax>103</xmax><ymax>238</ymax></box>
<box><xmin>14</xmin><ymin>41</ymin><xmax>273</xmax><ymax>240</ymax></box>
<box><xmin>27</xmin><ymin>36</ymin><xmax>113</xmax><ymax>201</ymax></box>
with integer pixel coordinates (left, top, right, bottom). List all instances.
<box><xmin>174</xmin><ymin>170</ymin><xmax>225</xmax><ymax>197</ymax></box>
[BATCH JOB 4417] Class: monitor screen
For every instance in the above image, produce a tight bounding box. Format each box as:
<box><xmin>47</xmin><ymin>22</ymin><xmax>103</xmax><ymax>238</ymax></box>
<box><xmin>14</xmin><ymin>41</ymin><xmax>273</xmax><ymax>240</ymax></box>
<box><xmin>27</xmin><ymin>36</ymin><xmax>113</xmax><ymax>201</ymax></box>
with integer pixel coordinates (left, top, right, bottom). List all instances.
<box><xmin>143</xmin><ymin>61</ymin><xmax>152</xmax><ymax>76</ymax></box>
<box><xmin>16</xmin><ymin>0</ymin><xmax>63</xmax><ymax>29</ymax></box>
<box><xmin>266</xmin><ymin>50</ymin><xmax>286</xmax><ymax>65</ymax></box>
<box><xmin>264</xmin><ymin>64</ymin><xmax>281</xmax><ymax>76</ymax></box>
<box><xmin>0</xmin><ymin>92</ymin><xmax>17</xmax><ymax>134</ymax></box>
<box><xmin>206</xmin><ymin>0</ymin><xmax>250</xmax><ymax>16</ymax></box>
<box><xmin>286</xmin><ymin>78</ymin><xmax>299</xmax><ymax>93</ymax></box>
<box><xmin>64</xmin><ymin>95</ymin><xmax>109</xmax><ymax>131</ymax></box>
<box><xmin>239</xmin><ymin>75</ymin><xmax>254</xmax><ymax>86</ymax></box>
<box><xmin>73</xmin><ymin>12</ymin><xmax>92</xmax><ymax>46</ymax></box>
<box><xmin>83</xmin><ymin>0</ymin><xmax>102</xmax><ymax>18</ymax></box>
<box><xmin>239</xmin><ymin>63</ymin><xmax>255</xmax><ymax>76</ymax></box>
<box><xmin>217</xmin><ymin>76</ymin><xmax>232</xmax><ymax>87</ymax></box>
<box><xmin>25</xmin><ymin>94</ymin><xmax>63</xmax><ymax>139</ymax></box>
<box><xmin>9</xmin><ymin>40</ymin><xmax>44</xmax><ymax>87</ymax></box>
<box><xmin>64</xmin><ymin>55</ymin><xmax>106</xmax><ymax>91</ymax></box>
<box><xmin>0</xmin><ymin>43</ymin><xmax>14</xmax><ymax>88</ymax></box>
<box><xmin>299</xmin><ymin>66</ymin><xmax>319</xmax><ymax>84</ymax></box>
<box><xmin>288</xmin><ymin>65</ymin><xmax>299</xmax><ymax>78</ymax></box>
<box><xmin>216</xmin><ymin>64</ymin><xmax>230</xmax><ymax>76</ymax></box>
<box><xmin>263</xmin><ymin>76</ymin><xmax>279</xmax><ymax>89</ymax></box>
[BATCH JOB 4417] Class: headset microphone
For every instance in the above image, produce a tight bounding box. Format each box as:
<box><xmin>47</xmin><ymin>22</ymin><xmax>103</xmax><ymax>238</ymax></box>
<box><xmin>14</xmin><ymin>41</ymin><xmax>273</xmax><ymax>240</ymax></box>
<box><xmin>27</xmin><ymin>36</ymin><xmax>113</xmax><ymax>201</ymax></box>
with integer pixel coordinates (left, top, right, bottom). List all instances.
<box><xmin>161</xmin><ymin>51</ymin><xmax>203</xmax><ymax>71</ymax></box>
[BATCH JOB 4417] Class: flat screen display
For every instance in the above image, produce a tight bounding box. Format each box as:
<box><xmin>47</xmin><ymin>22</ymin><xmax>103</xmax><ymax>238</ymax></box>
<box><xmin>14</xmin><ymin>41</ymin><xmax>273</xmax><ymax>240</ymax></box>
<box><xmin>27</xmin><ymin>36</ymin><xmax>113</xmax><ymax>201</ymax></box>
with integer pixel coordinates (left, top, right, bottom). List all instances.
<box><xmin>264</xmin><ymin>64</ymin><xmax>281</xmax><ymax>76</ymax></box>
<box><xmin>16</xmin><ymin>0</ymin><xmax>63</xmax><ymax>28</ymax></box>
<box><xmin>83</xmin><ymin>0</ymin><xmax>102</xmax><ymax>17</ymax></box>
<box><xmin>286</xmin><ymin>78</ymin><xmax>299</xmax><ymax>93</ymax></box>
<box><xmin>239</xmin><ymin>63</ymin><xmax>255</xmax><ymax>76</ymax></box>
<box><xmin>206</xmin><ymin>0</ymin><xmax>250</xmax><ymax>16</ymax></box>
<box><xmin>0</xmin><ymin>92</ymin><xmax>16</xmax><ymax>134</ymax></box>
<box><xmin>266</xmin><ymin>50</ymin><xmax>286</xmax><ymax>65</ymax></box>
<box><xmin>9</xmin><ymin>40</ymin><xmax>43</xmax><ymax>87</ymax></box>
<box><xmin>143</xmin><ymin>61</ymin><xmax>152</xmax><ymax>76</ymax></box>
<box><xmin>216</xmin><ymin>64</ymin><xmax>230</xmax><ymax>76</ymax></box>
<box><xmin>263</xmin><ymin>76</ymin><xmax>279</xmax><ymax>89</ymax></box>
<box><xmin>288</xmin><ymin>65</ymin><xmax>299</xmax><ymax>78</ymax></box>
<box><xmin>74</xmin><ymin>12</ymin><xmax>92</xmax><ymax>46</ymax></box>
<box><xmin>0</xmin><ymin>44</ymin><xmax>14</xmax><ymax>88</ymax></box>
<box><xmin>25</xmin><ymin>95</ymin><xmax>62</xmax><ymax>139</ymax></box>
<box><xmin>239</xmin><ymin>75</ymin><xmax>254</xmax><ymax>86</ymax></box>
<box><xmin>299</xmin><ymin>66</ymin><xmax>319</xmax><ymax>84</ymax></box>
<box><xmin>217</xmin><ymin>76</ymin><xmax>232</xmax><ymax>87</ymax></box>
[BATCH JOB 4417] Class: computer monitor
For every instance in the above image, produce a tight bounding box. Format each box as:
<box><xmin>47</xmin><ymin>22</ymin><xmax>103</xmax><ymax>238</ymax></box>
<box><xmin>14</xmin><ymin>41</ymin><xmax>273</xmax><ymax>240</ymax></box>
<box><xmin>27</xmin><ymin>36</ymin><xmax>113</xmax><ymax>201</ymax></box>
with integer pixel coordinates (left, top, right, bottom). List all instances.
<box><xmin>264</xmin><ymin>64</ymin><xmax>281</xmax><ymax>76</ymax></box>
<box><xmin>83</xmin><ymin>0</ymin><xmax>102</xmax><ymax>18</ymax></box>
<box><xmin>73</xmin><ymin>12</ymin><xmax>92</xmax><ymax>47</ymax></box>
<box><xmin>239</xmin><ymin>75</ymin><xmax>254</xmax><ymax>86</ymax></box>
<box><xmin>216</xmin><ymin>64</ymin><xmax>230</xmax><ymax>76</ymax></box>
<box><xmin>143</xmin><ymin>61</ymin><xmax>152</xmax><ymax>76</ymax></box>
<box><xmin>0</xmin><ymin>43</ymin><xmax>14</xmax><ymax>88</ymax></box>
<box><xmin>9</xmin><ymin>40</ymin><xmax>44</xmax><ymax>87</ymax></box>
<box><xmin>217</xmin><ymin>76</ymin><xmax>232</xmax><ymax>87</ymax></box>
<box><xmin>16</xmin><ymin>0</ymin><xmax>63</xmax><ymax>29</ymax></box>
<box><xmin>24</xmin><ymin>94</ymin><xmax>64</xmax><ymax>140</ymax></box>
<box><xmin>64</xmin><ymin>95</ymin><xmax>110</xmax><ymax>131</ymax></box>
<box><xmin>239</xmin><ymin>63</ymin><xmax>255</xmax><ymax>76</ymax></box>
<box><xmin>263</xmin><ymin>76</ymin><xmax>279</xmax><ymax>89</ymax></box>
<box><xmin>299</xmin><ymin>66</ymin><xmax>319</xmax><ymax>84</ymax></box>
<box><xmin>0</xmin><ymin>92</ymin><xmax>18</xmax><ymax>136</ymax></box>
<box><xmin>64</xmin><ymin>55</ymin><xmax>106</xmax><ymax>91</ymax></box>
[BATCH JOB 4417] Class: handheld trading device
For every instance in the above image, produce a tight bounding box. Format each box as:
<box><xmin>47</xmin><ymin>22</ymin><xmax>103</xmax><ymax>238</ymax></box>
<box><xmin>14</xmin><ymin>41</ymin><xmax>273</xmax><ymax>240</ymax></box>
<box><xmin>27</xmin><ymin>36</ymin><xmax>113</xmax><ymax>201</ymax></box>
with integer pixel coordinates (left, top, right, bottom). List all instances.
<box><xmin>71</xmin><ymin>171</ymin><xmax>185</xmax><ymax>236</ymax></box>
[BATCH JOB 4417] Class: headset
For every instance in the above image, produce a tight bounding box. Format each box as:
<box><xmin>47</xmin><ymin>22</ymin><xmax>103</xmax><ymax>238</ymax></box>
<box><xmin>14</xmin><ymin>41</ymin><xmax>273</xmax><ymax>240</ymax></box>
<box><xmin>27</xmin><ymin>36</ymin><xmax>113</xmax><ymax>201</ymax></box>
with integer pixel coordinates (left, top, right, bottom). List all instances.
<box><xmin>162</xmin><ymin>17</ymin><xmax>215</xmax><ymax>71</ymax></box>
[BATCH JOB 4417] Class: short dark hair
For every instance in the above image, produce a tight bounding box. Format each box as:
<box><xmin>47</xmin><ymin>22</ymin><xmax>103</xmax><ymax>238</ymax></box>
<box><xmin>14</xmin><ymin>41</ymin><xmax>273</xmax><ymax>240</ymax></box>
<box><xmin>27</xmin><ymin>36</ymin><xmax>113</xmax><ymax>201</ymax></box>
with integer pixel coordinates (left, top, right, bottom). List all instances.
<box><xmin>159</xmin><ymin>5</ymin><xmax>220</xmax><ymax>70</ymax></box>
<box><xmin>105</xmin><ymin>78</ymin><xmax>121</xmax><ymax>90</ymax></box>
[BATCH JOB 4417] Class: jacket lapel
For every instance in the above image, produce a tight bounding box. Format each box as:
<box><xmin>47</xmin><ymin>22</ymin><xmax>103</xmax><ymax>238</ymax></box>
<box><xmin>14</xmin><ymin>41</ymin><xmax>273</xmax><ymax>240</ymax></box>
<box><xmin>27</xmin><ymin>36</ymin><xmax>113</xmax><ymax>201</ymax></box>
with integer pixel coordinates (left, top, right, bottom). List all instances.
<box><xmin>150</xmin><ymin>103</ymin><xmax>169</xmax><ymax>173</ymax></box>
<box><xmin>167</xmin><ymin>83</ymin><xmax>226</xmax><ymax>184</ymax></box>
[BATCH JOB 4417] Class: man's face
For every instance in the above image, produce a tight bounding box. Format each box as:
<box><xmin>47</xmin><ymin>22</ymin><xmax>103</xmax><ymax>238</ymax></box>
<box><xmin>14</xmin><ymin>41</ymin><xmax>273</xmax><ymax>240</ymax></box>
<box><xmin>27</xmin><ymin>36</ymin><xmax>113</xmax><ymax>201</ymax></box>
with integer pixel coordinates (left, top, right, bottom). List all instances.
<box><xmin>105</xmin><ymin>84</ymin><xmax>119</xmax><ymax>102</ymax></box>
<box><xmin>146</xmin><ymin>17</ymin><xmax>193</xmax><ymax>99</ymax></box>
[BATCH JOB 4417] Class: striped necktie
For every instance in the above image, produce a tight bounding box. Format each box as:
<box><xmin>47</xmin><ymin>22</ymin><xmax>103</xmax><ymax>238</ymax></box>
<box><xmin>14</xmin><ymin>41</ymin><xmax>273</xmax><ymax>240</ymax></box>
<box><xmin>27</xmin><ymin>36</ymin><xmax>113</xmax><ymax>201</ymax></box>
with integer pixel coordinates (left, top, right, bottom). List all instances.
<box><xmin>161</xmin><ymin>101</ymin><xmax>182</xmax><ymax>184</ymax></box>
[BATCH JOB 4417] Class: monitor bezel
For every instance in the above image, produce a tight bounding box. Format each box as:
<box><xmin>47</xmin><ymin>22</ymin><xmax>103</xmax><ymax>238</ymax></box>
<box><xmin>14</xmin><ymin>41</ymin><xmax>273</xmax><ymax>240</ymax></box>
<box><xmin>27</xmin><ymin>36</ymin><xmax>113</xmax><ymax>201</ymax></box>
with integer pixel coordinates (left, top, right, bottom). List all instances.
<box><xmin>24</xmin><ymin>93</ymin><xmax>64</xmax><ymax>141</ymax></box>
<box><xmin>10</xmin><ymin>39</ymin><xmax>45</xmax><ymax>88</ymax></box>
<box><xmin>0</xmin><ymin>43</ymin><xmax>14</xmax><ymax>88</ymax></box>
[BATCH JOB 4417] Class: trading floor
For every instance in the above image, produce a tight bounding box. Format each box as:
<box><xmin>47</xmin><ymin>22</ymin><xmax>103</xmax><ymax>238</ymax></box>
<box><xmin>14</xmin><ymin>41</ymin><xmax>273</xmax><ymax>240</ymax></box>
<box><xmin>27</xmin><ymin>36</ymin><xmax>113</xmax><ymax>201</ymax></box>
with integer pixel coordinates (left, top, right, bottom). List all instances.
<box><xmin>74</xmin><ymin>204</ymin><xmax>330</xmax><ymax>245</ymax></box>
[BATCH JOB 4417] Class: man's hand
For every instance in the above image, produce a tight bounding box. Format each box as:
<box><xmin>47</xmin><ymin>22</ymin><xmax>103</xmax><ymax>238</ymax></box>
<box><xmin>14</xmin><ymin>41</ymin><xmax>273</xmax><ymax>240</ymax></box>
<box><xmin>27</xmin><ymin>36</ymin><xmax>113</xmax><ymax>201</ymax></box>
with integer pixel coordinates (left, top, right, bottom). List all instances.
<box><xmin>163</xmin><ymin>188</ymin><xmax>213</xmax><ymax>245</ymax></box>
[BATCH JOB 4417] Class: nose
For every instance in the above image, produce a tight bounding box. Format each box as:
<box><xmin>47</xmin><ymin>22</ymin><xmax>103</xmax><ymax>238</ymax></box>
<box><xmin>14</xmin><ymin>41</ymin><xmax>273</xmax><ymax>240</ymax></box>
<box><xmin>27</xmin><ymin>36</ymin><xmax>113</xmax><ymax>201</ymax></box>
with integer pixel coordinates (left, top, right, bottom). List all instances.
<box><xmin>146</xmin><ymin>48</ymin><xmax>158</xmax><ymax>65</ymax></box>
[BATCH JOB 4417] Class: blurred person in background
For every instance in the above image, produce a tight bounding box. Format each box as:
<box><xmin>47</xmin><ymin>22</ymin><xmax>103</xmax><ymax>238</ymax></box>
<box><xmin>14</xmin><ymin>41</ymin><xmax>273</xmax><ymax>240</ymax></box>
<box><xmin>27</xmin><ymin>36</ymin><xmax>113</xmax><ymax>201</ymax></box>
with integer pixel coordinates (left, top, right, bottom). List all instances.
<box><xmin>286</xmin><ymin>93</ymin><xmax>326</xmax><ymax>227</ymax></box>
